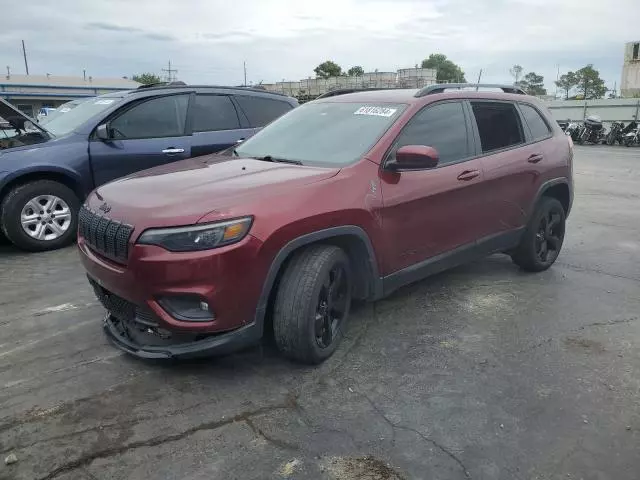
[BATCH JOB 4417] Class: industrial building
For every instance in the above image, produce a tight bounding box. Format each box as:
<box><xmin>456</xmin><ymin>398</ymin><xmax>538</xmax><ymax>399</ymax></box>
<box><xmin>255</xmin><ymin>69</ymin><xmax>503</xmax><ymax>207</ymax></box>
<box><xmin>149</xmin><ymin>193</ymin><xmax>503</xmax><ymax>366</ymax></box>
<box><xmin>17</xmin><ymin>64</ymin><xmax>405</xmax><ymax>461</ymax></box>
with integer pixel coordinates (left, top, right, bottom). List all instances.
<box><xmin>621</xmin><ymin>41</ymin><xmax>640</xmax><ymax>98</ymax></box>
<box><xmin>0</xmin><ymin>74</ymin><xmax>139</xmax><ymax>117</ymax></box>
<box><xmin>260</xmin><ymin>68</ymin><xmax>437</xmax><ymax>99</ymax></box>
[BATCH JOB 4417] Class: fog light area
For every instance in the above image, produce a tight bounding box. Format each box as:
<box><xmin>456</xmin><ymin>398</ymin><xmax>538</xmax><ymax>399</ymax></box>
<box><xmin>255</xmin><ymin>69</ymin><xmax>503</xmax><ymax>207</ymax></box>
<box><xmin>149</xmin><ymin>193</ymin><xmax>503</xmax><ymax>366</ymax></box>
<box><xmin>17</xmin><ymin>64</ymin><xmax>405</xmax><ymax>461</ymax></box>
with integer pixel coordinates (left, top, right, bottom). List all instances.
<box><xmin>157</xmin><ymin>295</ymin><xmax>215</xmax><ymax>321</ymax></box>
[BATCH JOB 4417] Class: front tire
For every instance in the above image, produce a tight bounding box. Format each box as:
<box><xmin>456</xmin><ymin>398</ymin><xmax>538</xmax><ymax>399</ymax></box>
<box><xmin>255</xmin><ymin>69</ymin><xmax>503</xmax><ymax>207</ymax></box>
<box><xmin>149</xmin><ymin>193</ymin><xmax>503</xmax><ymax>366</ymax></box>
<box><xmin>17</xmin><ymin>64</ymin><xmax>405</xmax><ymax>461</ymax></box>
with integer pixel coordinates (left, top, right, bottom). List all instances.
<box><xmin>0</xmin><ymin>180</ymin><xmax>79</xmax><ymax>251</ymax></box>
<box><xmin>511</xmin><ymin>197</ymin><xmax>566</xmax><ymax>272</ymax></box>
<box><xmin>273</xmin><ymin>245</ymin><xmax>352</xmax><ymax>364</ymax></box>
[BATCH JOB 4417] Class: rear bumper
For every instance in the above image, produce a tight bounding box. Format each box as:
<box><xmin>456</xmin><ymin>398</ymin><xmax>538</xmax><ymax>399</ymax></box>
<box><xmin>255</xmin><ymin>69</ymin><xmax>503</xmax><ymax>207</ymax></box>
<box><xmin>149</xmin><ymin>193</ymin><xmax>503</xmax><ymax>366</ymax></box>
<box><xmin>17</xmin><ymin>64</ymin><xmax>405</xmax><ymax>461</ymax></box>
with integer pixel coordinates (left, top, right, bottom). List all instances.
<box><xmin>103</xmin><ymin>313</ymin><xmax>262</xmax><ymax>359</ymax></box>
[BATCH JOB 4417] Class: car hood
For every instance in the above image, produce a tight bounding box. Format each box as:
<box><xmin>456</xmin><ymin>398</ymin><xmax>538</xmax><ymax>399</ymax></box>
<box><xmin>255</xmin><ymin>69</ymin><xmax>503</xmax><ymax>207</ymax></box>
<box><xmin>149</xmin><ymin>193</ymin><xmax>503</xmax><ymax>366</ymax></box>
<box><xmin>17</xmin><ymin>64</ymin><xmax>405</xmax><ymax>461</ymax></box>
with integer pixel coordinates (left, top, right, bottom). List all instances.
<box><xmin>88</xmin><ymin>155</ymin><xmax>340</xmax><ymax>228</ymax></box>
<box><xmin>0</xmin><ymin>97</ymin><xmax>53</xmax><ymax>137</ymax></box>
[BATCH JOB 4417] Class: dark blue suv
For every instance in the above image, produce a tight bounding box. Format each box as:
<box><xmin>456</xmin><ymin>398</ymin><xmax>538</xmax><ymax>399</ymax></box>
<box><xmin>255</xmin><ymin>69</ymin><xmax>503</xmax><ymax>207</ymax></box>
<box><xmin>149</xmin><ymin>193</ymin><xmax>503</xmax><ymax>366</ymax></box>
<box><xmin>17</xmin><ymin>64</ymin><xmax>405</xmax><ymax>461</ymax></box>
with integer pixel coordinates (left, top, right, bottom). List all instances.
<box><xmin>0</xmin><ymin>84</ymin><xmax>297</xmax><ymax>251</ymax></box>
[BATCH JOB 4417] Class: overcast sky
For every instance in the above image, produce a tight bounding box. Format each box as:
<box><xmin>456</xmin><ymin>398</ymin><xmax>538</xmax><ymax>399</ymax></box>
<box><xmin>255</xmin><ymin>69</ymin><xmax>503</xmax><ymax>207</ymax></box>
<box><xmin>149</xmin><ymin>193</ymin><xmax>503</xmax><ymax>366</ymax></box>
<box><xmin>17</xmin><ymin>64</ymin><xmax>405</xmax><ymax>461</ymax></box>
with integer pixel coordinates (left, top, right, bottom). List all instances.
<box><xmin>2</xmin><ymin>0</ymin><xmax>638</xmax><ymax>93</ymax></box>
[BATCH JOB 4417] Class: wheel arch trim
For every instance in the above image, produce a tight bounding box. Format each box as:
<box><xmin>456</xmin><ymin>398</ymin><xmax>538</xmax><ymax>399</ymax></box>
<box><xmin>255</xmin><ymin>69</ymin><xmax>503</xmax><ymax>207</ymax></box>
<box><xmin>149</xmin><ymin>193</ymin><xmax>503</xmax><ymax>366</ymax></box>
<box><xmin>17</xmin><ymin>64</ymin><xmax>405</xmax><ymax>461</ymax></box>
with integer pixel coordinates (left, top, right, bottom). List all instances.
<box><xmin>531</xmin><ymin>177</ymin><xmax>572</xmax><ymax>218</ymax></box>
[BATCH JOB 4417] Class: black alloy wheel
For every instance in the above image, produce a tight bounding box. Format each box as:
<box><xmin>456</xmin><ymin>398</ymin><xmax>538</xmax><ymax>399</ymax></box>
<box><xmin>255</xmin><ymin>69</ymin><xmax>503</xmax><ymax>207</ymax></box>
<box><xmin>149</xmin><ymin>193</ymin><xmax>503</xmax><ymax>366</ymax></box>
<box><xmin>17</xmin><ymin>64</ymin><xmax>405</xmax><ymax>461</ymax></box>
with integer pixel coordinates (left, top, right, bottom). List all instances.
<box><xmin>511</xmin><ymin>196</ymin><xmax>566</xmax><ymax>272</ymax></box>
<box><xmin>534</xmin><ymin>208</ymin><xmax>564</xmax><ymax>265</ymax></box>
<box><xmin>314</xmin><ymin>264</ymin><xmax>349</xmax><ymax>349</ymax></box>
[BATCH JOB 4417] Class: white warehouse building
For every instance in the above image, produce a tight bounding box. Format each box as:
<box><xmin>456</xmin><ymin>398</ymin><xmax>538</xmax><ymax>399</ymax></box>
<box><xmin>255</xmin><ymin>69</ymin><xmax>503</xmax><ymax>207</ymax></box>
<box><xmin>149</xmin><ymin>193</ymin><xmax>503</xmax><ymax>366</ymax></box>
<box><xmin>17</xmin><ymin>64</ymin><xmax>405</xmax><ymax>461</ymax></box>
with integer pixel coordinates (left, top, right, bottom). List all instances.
<box><xmin>621</xmin><ymin>41</ymin><xmax>640</xmax><ymax>98</ymax></box>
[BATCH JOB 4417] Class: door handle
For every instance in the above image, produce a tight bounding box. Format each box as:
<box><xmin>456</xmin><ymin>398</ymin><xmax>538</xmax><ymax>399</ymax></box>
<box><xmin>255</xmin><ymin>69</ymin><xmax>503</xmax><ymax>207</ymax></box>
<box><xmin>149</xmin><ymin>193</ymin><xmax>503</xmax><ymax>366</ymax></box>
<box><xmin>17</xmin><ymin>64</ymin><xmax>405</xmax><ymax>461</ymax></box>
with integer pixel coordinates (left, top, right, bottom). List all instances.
<box><xmin>162</xmin><ymin>148</ymin><xmax>185</xmax><ymax>154</ymax></box>
<box><xmin>527</xmin><ymin>153</ymin><xmax>544</xmax><ymax>163</ymax></box>
<box><xmin>457</xmin><ymin>169</ymin><xmax>480</xmax><ymax>181</ymax></box>
<box><xmin>236</xmin><ymin>138</ymin><xmax>245</xmax><ymax>144</ymax></box>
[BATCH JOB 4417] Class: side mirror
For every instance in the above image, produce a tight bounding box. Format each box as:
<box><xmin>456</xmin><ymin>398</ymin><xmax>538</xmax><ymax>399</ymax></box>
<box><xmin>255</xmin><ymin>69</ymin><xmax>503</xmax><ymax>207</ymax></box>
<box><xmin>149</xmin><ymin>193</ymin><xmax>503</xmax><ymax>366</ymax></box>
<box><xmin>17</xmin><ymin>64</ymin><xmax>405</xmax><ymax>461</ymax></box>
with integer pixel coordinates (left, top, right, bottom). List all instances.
<box><xmin>388</xmin><ymin>145</ymin><xmax>439</xmax><ymax>171</ymax></box>
<box><xmin>95</xmin><ymin>123</ymin><xmax>111</xmax><ymax>141</ymax></box>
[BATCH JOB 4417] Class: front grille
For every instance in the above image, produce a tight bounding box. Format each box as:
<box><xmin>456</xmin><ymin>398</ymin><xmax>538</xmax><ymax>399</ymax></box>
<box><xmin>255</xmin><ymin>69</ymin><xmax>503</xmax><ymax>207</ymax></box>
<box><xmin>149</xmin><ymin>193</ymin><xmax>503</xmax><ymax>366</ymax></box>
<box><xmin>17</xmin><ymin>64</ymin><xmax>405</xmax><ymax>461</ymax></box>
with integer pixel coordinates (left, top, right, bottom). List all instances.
<box><xmin>88</xmin><ymin>276</ymin><xmax>159</xmax><ymax>327</ymax></box>
<box><xmin>79</xmin><ymin>205</ymin><xmax>133</xmax><ymax>264</ymax></box>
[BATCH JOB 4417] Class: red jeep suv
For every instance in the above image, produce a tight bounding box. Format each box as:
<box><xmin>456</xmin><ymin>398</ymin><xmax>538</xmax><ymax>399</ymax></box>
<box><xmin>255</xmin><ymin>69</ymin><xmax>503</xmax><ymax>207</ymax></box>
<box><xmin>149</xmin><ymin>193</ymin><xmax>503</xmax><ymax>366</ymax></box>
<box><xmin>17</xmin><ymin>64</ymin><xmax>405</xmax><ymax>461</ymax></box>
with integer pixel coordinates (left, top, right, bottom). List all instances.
<box><xmin>78</xmin><ymin>84</ymin><xmax>573</xmax><ymax>364</ymax></box>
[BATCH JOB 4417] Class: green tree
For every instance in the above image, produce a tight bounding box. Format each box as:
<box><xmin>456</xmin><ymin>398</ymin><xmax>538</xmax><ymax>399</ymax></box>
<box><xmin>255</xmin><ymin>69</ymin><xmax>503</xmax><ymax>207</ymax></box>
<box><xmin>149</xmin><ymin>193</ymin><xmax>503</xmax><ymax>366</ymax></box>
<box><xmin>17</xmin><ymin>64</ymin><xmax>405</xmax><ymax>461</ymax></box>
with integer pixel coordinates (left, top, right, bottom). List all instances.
<box><xmin>421</xmin><ymin>54</ymin><xmax>466</xmax><ymax>83</ymax></box>
<box><xmin>574</xmin><ymin>64</ymin><xmax>607</xmax><ymax>99</ymax></box>
<box><xmin>555</xmin><ymin>72</ymin><xmax>578</xmax><ymax>100</ymax></box>
<box><xmin>314</xmin><ymin>61</ymin><xmax>342</xmax><ymax>79</ymax></box>
<box><xmin>347</xmin><ymin>66</ymin><xmax>365</xmax><ymax>77</ymax></box>
<box><xmin>509</xmin><ymin>65</ymin><xmax>523</xmax><ymax>85</ymax></box>
<box><xmin>519</xmin><ymin>72</ymin><xmax>547</xmax><ymax>96</ymax></box>
<box><xmin>132</xmin><ymin>73</ymin><xmax>161</xmax><ymax>85</ymax></box>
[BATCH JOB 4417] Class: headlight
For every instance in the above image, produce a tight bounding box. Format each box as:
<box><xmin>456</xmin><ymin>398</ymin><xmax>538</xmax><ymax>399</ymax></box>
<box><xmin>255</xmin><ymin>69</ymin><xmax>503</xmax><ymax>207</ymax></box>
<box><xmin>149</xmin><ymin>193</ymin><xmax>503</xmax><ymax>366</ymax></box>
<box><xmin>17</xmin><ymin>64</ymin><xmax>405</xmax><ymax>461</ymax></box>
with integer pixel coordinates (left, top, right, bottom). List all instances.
<box><xmin>137</xmin><ymin>217</ymin><xmax>253</xmax><ymax>252</ymax></box>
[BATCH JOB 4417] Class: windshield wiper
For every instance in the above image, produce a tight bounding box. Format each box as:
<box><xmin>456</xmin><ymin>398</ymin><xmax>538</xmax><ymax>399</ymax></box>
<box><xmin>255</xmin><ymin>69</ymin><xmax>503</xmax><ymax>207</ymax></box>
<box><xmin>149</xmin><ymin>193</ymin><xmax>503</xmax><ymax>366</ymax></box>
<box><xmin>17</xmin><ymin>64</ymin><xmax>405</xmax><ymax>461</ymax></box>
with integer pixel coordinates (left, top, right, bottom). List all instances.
<box><xmin>256</xmin><ymin>155</ymin><xmax>303</xmax><ymax>165</ymax></box>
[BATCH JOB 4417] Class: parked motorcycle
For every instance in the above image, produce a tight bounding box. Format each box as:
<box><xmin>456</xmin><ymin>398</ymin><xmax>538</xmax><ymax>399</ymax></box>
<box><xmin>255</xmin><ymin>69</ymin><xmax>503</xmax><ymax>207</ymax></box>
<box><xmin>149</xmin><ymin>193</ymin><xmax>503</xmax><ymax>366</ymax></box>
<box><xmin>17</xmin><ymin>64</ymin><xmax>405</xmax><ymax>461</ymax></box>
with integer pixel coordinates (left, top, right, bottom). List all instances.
<box><xmin>577</xmin><ymin>115</ymin><xmax>605</xmax><ymax>145</ymax></box>
<box><xmin>565</xmin><ymin>122</ymin><xmax>582</xmax><ymax>142</ymax></box>
<box><xmin>622</xmin><ymin>122</ymin><xmax>640</xmax><ymax>147</ymax></box>
<box><xmin>606</xmin><ymin>122</ymin><xmax>625</xmax><ymax>146</ymax></box>
<box><xmin>557</xmin><ymin>120</ymin><xmax>570</xmax><ymax>132</ymax></box>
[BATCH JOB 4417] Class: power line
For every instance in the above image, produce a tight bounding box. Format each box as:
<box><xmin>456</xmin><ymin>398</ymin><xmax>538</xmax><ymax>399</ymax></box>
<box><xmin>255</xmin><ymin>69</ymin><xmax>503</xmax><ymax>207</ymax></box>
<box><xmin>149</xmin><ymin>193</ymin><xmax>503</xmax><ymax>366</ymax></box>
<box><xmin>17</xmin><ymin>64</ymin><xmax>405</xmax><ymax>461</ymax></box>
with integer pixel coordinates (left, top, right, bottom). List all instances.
<box><xmin>161</xmin><ymin>60</ymin><xmax>178</xmax><ymax>82</ymax></box>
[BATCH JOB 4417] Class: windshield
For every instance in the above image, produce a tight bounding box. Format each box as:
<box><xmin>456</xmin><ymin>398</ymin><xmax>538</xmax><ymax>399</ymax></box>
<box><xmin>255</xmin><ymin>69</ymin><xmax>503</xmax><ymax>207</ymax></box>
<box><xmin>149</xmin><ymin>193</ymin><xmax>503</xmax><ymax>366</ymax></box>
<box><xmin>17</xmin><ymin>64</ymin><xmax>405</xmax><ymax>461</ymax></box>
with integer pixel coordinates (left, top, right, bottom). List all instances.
<box><xmin>40</xmin><ymin>99</ymin><xmax>88</xmax><ymax>125</ymax></box>
<box><xmin>234</xmin><ymin>101</ymin><xmax>406</xmax><ymax>166</ymax></box>
<box><xmin>43</xmin><ymin>96</ymin><xmax>123</xmax><ymax>136</ymax></box>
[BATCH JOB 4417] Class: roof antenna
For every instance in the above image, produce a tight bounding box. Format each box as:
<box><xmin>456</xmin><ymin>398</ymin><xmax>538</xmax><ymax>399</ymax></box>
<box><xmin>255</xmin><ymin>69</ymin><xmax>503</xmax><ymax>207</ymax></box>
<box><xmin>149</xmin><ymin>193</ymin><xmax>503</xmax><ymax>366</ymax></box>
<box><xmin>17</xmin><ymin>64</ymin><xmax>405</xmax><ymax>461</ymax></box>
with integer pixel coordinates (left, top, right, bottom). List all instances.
<box><xmin>475</xmin><ymin>69</ymin><xmax>483</xmax><ymax>91</ymax></box>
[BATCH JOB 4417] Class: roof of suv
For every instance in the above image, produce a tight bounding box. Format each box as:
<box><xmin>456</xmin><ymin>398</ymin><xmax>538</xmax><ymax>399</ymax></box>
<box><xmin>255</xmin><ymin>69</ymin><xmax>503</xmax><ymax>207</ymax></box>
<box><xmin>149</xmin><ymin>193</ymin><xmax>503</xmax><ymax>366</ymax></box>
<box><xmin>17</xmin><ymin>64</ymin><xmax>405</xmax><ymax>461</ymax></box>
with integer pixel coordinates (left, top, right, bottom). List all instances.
<box><xmin>98</xmin><ymin>84</ymin><xmax>297</xmax><ymax>101</ymax></box>
<box><xmin>314</xmin><ymin>83</ymin><xmax>534</xmax><ymax>105</ymax></box>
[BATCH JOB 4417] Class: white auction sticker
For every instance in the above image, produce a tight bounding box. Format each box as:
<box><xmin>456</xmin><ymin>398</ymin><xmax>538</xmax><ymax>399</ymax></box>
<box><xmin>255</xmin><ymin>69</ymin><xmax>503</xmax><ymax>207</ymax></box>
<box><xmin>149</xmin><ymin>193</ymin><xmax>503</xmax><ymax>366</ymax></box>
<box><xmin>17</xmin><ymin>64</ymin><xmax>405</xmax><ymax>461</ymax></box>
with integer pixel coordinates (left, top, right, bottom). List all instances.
<box><xmin>354</xmin><ymin>106</ymin><xmax>397</xmax><ymax>117</ymax></box>
<box><xmin>94</xmin><ymin>99</ymin><xmax>115</xmax><ymax>105</ymax></box>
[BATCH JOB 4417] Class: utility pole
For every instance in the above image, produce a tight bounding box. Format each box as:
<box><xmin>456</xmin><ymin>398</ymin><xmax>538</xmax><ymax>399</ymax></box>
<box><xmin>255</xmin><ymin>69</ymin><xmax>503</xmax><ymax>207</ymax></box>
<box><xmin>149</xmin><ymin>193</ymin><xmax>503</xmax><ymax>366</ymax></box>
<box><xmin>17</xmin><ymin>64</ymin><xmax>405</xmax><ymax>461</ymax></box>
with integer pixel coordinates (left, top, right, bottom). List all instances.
<box><xmin>161</xmin><ymin>60</ymin><xmax>177</xmax><ymax>82</ymax></box>
<box><xmin>475</xmin><ymin>69</ymin><xmax>483</xmax><ymax>90</ymax></box>
<box><xmin>555</xmin><ymin>64</ymin><xmax>560</xmax><ymax>99</ymax></box>
<box><xmin>83</xmin><ymin>69</ymin><xmax>86</xmax><ymax>81</ymax></box>
<box><xmin>6</xmin><ymin>66</ymin><xmax>10</xmax><ymax>78</ymax></box>
<box><xmin>22</xmin><ymin>40</ymin><xmax>29</xmax><ymax>75</ymax></box>
<box><xmin>243</xmin><ymin>61</ymin><xmax>247</xmax><ymax>86</ymax></box>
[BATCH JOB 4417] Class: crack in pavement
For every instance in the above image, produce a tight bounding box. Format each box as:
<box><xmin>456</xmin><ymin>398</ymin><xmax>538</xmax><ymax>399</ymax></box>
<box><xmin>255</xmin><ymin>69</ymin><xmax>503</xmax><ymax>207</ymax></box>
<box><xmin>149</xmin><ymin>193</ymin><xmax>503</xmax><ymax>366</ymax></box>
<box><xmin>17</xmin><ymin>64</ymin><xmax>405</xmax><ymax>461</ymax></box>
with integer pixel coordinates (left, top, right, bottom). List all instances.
<box><xmin>35</xmin><ymin>403</ymin><xmax>293</xmax><ymax>480</ymax></box>
<box><xmin>245</xmin><ymin>417</ymin><xmax>300</xmax><ymax>451</ymax></box>
<box><xmin>358</xmin><ymin>392</ymin><xmax>471</xmax><ymax>479</ymax></box>
<box><xmin>579</xmin><ymin>317</ymin><xmax>638</xmax><ymax>329</ymax></box>
<box><xmin>557</xmin><ymin>262</ymin><xmax>640</xmax><ymax>283</ymax></box>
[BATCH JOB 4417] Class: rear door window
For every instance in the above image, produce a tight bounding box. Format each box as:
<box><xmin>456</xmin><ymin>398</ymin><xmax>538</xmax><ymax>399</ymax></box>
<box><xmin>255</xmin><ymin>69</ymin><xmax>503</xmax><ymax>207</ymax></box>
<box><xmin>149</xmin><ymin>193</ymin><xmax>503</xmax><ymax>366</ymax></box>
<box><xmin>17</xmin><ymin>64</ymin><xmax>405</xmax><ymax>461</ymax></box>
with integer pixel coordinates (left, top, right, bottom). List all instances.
<box><xmin>470</xmin><ymin>102</ymin><xmax>524</xmax><ymax>153</ymax></box>
<box><xmin>191</xmin><ymin>95</ymin><xmax>241</xmax><ymax>132</ymax></box>
<box><xmin>519</xmin><ymin>103</ymin><xmax>551</xmax><ymax>141</ymax></box>
<box><xmin>235</xmin><ymin>96</ymin><xmax>293</xmax><ymax>127</ymax></box>
<box><xmin>389</xmin><ymin>101</ymin><xmax>470</xmax><ymax>166</ymax></box>
<box><xmin>110</xmin><ymin>95</ymin><xmax>189</xmax><ymax>139</ymax></box>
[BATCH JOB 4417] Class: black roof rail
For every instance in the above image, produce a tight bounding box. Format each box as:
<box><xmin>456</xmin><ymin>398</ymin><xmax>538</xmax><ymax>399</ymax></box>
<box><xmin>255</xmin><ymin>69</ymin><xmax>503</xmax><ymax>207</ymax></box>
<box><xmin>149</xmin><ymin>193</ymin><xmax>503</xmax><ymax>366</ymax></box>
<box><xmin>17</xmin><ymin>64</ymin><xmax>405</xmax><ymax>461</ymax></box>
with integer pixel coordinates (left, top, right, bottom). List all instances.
<box><xmin>133</xmin><ymin>83</ymin><xmax>289</xmax><ymax>97</ymax></box>
<box><xmin>136</xmin><ymin>81</ymin><xmax>187</xmax><ymax>90</ymax></box>
<box><xmin>316</xmin><ymin>87</ymin><xmax>396</xmax><ymax>99</ymax></box>
<box><xmin>415</xmin><ymin>83</ymin><xmax>527</xmax><ymax>97</ymax></box>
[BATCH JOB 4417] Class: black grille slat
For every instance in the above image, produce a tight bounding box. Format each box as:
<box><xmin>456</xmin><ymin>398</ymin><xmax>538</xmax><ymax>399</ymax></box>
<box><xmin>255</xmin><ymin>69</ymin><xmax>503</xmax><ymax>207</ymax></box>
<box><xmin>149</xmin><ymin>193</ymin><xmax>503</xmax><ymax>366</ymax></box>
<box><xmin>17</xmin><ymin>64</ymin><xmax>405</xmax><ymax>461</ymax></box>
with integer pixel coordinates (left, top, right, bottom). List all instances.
<box><xmin>105</xmin><ymin>222</ymin><xmax>120</xmax><ymax>259</ymax></box>
<box><xmin>79</xmin><ymin>206</ymin><xmax>133</xmax><ymax>264</ymax></box>
<box><xmin>95</xmin><ymin>216</ymin><xmax>110</xmax><ymax>251</ymax></box>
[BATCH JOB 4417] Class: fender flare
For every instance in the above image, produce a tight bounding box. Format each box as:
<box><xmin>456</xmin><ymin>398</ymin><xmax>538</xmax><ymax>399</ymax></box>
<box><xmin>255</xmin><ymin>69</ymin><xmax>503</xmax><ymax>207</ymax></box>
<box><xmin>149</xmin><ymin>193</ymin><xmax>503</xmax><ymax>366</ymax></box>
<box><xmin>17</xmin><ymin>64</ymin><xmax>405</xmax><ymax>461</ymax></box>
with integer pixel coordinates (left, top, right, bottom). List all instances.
<box><xmin>530</xmin><ymin>177</ymin><xmax>572</xmax><ymax>218</ymax></box>
<box><xmin>251</xmin><ymin>225</ymin><xmax>382</xmax><ymax>330</ymax></box>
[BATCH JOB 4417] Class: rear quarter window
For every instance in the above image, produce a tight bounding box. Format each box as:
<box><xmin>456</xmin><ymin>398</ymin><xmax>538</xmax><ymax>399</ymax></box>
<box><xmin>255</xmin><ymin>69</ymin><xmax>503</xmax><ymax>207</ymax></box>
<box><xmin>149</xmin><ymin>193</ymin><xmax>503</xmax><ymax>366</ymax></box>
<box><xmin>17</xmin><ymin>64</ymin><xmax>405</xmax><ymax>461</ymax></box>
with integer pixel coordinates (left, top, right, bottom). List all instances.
<box><xmin>519</xmin><ymin>103</ymin><xmax>552</xmax><ymax>141</ymax></box>
<box><xmin>235</xmin><ymin>96</ymin><xmax>293</xmax><ymax>127</ymax></box>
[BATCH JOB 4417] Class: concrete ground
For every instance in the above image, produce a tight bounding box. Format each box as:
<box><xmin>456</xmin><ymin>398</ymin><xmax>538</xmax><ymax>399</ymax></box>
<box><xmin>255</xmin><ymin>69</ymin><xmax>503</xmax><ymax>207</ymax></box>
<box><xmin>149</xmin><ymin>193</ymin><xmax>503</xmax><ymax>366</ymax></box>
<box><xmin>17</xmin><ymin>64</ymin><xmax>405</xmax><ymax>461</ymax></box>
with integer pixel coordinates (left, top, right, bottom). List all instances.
<box><xmin>1</xmin><ymin>146</ymin><xmax>639</xmax><ymax>480</ymax></box>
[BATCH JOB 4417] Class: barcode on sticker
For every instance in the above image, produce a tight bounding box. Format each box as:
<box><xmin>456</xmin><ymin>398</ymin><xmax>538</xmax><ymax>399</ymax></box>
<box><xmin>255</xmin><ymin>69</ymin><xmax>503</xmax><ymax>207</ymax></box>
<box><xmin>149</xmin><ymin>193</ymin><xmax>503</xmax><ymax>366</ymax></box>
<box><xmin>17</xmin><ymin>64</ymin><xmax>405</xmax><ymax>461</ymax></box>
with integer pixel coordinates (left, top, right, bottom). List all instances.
<box><xmin>354</xmin><ymin>106</ymin><xmax>397</xmax><ymax>117</ymax></box>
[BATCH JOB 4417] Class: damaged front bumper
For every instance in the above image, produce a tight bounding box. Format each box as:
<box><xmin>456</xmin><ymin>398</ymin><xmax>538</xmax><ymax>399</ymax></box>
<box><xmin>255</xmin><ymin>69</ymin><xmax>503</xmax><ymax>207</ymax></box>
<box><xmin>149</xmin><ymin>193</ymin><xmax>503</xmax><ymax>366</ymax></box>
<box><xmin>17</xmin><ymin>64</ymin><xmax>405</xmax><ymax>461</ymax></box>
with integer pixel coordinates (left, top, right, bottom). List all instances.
<box><xmin>102</xmin><ymin>313</ymin><xmax>262</xmax><ymax>360</ymax></box>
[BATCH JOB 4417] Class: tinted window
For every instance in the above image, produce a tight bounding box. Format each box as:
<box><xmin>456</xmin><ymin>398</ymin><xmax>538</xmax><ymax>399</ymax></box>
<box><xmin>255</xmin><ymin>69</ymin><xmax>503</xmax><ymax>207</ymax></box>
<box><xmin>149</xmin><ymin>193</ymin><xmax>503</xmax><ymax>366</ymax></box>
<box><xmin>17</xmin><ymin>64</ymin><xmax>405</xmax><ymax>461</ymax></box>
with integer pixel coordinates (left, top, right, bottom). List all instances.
<box><xmin>520</xmin><ymin>103</ymin><xmax>551</xmax><ymax>141</ymax></box>
<box><xmin>191</xmin><ymin>95</ymin><xmax>240</xmax><ymax>132</ymax></box>
<box><xmin>235</xmin><ymin>96</ymin><xmax>293</xmax><ymax>127</ymax></box>
<box><xmin>390</xmin><ymin>101</ymin><xmax>469</xmax><ymax>166</ymax></box>
<box><xmin>110</xmin><ymin>95</ymin><xmax>188</xmax><ymax>139</ymax></box>
<box><xmin>235</xmin><ymin>102</ymin><xmax>405</xmax><ymax>166</ymax></box>
<box><xmin>471</xmin><ymin>102</ymin><xmax>524</xmax><ymax>152</ymax></box>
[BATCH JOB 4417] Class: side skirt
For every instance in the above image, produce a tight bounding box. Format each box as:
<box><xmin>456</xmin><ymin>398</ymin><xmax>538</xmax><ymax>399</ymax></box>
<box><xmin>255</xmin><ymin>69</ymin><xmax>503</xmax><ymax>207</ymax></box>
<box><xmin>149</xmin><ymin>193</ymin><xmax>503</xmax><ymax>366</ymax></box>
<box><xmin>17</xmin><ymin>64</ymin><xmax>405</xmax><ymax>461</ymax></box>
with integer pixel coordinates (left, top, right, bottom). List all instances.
<box><xmin>381</xmin><ymin>228</ymin><xmax>524</xmax><ymax>297</ymax></box>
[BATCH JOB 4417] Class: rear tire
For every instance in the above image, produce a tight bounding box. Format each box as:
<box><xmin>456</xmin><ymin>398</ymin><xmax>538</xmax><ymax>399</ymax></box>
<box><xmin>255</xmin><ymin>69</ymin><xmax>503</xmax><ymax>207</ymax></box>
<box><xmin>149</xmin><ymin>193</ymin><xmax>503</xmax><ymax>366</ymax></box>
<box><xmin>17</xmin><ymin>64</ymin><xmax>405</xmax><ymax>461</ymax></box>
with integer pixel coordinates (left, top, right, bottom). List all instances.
<box><xmin>511</xmin><ymin>197</ymin><xmax>566</xmax><ymax>272</ymax></box>
<box><xmin>0</xmin><ymin>180</ymin><xmax>80</xmax><ymax>252</ymax></box>
<box><xmin>273</xmin><ymin>245</ymin><xmax>352</xmax><ymax>364</ymax></box>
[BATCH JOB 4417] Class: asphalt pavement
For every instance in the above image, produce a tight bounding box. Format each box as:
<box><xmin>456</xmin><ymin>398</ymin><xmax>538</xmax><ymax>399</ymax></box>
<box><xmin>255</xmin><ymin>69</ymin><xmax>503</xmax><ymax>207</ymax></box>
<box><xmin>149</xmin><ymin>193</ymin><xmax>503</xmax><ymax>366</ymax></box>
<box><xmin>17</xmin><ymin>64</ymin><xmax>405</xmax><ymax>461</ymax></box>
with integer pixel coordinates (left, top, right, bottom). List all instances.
<box><xmin>1</xmin><ymin>146</ymin><xmax>639</xmax><ymax>480</ymax></box>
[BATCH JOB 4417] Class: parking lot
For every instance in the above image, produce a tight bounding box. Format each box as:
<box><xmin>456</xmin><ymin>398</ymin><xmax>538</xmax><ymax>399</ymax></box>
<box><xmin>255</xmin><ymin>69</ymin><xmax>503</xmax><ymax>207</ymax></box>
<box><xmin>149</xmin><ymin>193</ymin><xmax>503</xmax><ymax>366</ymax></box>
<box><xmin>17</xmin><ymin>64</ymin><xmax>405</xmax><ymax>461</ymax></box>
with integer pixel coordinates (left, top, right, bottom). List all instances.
<box><xmin>1</xmin><ymin>145</ymin><xmax>639</xmax><ymax>480</ymax></box>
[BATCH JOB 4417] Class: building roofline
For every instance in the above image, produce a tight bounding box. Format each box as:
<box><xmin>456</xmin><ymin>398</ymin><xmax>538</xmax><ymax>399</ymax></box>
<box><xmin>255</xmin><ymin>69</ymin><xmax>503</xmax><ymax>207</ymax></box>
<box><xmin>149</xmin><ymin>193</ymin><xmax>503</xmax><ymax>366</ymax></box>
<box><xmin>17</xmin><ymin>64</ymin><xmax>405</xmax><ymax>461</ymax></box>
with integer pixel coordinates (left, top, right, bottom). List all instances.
<box><xmin>0</xmin><ymin>83</ymin><xmax>133</xmax><ymax>91</ymax></box>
